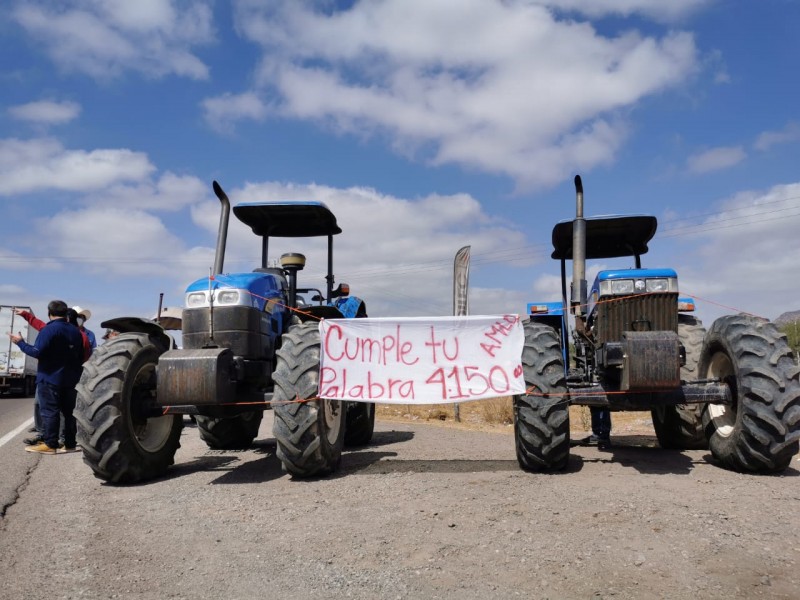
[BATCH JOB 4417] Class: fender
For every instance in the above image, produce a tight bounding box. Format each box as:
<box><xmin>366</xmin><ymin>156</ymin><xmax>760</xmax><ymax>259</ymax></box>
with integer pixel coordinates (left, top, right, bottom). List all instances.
<box><xmin>100</xmin><ymin>317</ymin><xmax>175</xmax><ymax>350</ymax></box>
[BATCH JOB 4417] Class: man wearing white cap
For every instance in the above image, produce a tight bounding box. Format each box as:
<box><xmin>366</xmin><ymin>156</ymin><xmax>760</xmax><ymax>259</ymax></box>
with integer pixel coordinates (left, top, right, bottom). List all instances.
<box><xmin>72</xmin><ymin>306</ymin><xmax>97</xmax><ymax>352</ymax></box>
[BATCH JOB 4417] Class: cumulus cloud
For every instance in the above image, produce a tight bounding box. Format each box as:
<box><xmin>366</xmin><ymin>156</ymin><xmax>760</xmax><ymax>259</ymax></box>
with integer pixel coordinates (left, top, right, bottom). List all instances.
<box><xmin>201</xmin><ymin>92</ymin><xmax>269</xmax><ymax>133</ymax></box>
<box><xmin>37</xmin><ymin>206</ymin><xmax>191</xmax><ymax>277</ymax></box>
<box><xmin>189</xmin><ymin>180</ymin><xmax>536</xmax><ymax>316</ymax></box>
<box><xmin>12</xmin><ymin>0</ymin><xmax>215</xmax><ymax>80</ymax></box>
<box><xmin>206</xmin><ymin>0</ymin><xmax>699</xmax><ymax>189</ymax></box>
<box><xmin>754</xmin><ymin>122</ymin><xmax>800</xmax><ymax>152</ymax></box>
<box><xmin>0</xmin><ymin>137</ymin><xmax>155</xmax><ymax>195</ymax></box>
<box><xmin>0</xmin><ymin>248</ymin><xmax>61</xmax><ymax>272</ymax></box>
<box><xmin>686</xmin><ymin>145</ymin><xmax>746</xmax><ymax>174</ymax></box>
<box><xmin>82</xmin><ymin>171</ymin><xmax>211</xmax><ymax>211</ymax></box>
<box><xmin>8</xmin><ymin>100</ymin><xmax>81</xmax><ymax>125</ymax></box>
<box><xmin>672</xmin><ymin>182</ymin><xmax>800</xmax><ymax>322</ymax></box>
<box><xmin>537</xmin><ymin>0</ymin><xmax>712</xmax><ymax>22</ymax></box>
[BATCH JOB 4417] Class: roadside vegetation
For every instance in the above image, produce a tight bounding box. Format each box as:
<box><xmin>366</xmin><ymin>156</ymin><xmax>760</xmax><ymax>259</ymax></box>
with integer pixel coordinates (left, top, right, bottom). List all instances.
<box><xmin>778</xmin><ymin>319</ymin><xmax>800</xmax><ymax>359</ymax></box>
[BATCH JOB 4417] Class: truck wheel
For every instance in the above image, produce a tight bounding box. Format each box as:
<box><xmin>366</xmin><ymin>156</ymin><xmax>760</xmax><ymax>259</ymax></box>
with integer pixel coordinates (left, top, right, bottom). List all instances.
<box><xmin>75</xmin><ymin>333</ymin><xmax>183</xmax><ymax>484</ymax></box>
<box><xmin>699</xmin><ymin>314</ymin><xmax>800</xmax><ymax>473</ymax></box>
<box><xmin>196</xmin><ymin>411</ymin><xmax>263</xmax><ymax>449</ymax></box>
<box><xmin>272</xmin><ymin>321</ymin><xmax>345</xmax><ymax>477</ymax></box>
<box><xmin>513</xmin><ymin>320</ymin><xmax>570</xmax><ymax>471</ymax></box>
<box><xmin>652</xmin><ymin>314</ymin><xmax>708</xmax><ymax>449</ymax></box>
<box><xmin>344</xmin><ymin>402</ymin><xmax>375</xmax><ymax>447</ymax></box>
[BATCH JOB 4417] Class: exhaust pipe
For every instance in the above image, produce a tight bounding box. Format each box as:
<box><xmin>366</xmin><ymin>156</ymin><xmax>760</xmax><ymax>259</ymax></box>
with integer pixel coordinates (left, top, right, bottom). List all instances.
<box><xmin>572</xmin><ymin>175</ymin><xmax>587</xmax><ymax>316</ymax></box>
<box><xmin>212</xmin><ymin>181</ymin><xmax>231</xmax><ymax>275</ymax></box>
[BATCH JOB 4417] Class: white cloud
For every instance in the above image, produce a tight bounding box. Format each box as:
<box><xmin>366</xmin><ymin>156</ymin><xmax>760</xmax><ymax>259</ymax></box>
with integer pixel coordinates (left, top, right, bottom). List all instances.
<box><xmin>189</xmin><ymin>180</ymin><xmax>535</xmax><ymax>316</ymax></box>
<box><xmin>0</xmin><ymin>138</ymin><xmax>155</xmax><ymax>195</ymax></box>
<box><xmin>37</xmin><ymin>206</ymin><xmax>190</xmax><ymax>277</ymax></box>
<box><xmin>535</xmin><ymin>0</ymin><xmax>712</xmax><ymax>22</ymax></box>
<box><xmin>0</xmin><ymin>247</ymin><xmax>61</xmax><ymax>272</ymax></box>
<box><xmin>0</xmin><ymin>284</ymin><xmax>26</xmax><ymax>296</ymax></box>
<box><xmin>82</xmin><ymin>171</ymin><xmax>211</xmax><ymax>212</ymax></box>
<box><xmin>12</xmin><ymin>0</ymin><xmax>214</xmax><ymax>80</ymax></box>
<box><xmin>673</xmin><ymin>182</ymin><xmax>800</xmax><ymax>323</ymax></box>
<box><xmin>201</xmin><ymin>92</ymin><xmax>268</xmax><ymax>133</ymax></box>
<box><xmin>8</xmin><ymin>100</ymin><xmax>81</xmax><ymax>125</ymax></box>
<box><xmin>754</xmin><ymin>122</ymin><xmax>800</xmax><ymax>152</ymax></box>
<box><xmin>686</xmin><ymin>145</ymin><xmax>746</xmax><ymax>174</ymax></box>
<box><xmin>214</xmin><ymin>0</ymin><xmax>699</xmax><ymax>189</ymax></box>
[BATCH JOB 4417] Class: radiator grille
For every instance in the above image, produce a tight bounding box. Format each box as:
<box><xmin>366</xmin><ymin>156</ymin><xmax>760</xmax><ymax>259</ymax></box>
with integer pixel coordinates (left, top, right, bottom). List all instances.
<box><xmin>593</xmin><ymin>293</ymin><xmax>678</xmax><ymax>344</ymax></box>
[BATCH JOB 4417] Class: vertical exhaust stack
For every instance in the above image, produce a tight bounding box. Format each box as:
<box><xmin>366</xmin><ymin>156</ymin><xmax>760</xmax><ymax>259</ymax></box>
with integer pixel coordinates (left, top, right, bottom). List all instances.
<box><xmin>212</xmin><ymin>181</ymin><xmax>231</xmax><ymax>275</ymax></box>
<box><xmin>572</xmin><ymin>175</ymin><xmax>587</xmax><ymax>318</ymax></box>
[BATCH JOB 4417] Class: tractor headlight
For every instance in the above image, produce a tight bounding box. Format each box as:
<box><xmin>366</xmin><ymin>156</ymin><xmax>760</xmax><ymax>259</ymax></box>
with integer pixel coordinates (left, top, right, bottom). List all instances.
<box><xmin>186</xmin><ymin>292</ymin><xmax>207</xmax><ymax>308</ymax></box>
<box><xmin>610</xmin><ymin>279</ymin><xmax>634</xmax><ymax>294</ymax></box>
<box><xmin>216</xmin><ymin>290</ymin><xmax>240</xmax><ymax>305</ymax></box>
<box><xmin>645</xmin><ymin>278</ymin><xmax>669</xmax><ymax>292</ymax></box>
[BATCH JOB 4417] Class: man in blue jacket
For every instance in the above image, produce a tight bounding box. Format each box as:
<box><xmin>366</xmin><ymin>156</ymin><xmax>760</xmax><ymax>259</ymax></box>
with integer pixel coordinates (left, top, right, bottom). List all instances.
<box><xmin>9</xmin><ymin>300</ymin><xmax>84</xmax><ymax>454</ymax></box>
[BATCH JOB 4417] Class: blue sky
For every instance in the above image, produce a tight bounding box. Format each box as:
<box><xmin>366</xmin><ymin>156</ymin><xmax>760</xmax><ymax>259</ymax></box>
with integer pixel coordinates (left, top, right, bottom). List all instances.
<box><xmin>1</xmin><ymin>0</ymin><xmax>799</xmax><ymax>337</ymax></box>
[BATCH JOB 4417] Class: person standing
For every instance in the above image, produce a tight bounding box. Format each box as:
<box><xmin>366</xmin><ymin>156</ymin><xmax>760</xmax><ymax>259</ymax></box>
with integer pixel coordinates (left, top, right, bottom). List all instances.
<box><xmin>589</xmin><ymin>407</ymin><xmax>612</xmax><ymax>449</ymax></box>
<box><xmin>71</xmin><ymin>306</ymin><xmax>97</xmax><ymax>353</ymax></box>
<box><xmin>15</xmin><ymin>307</ymin><xmax>92</xmax><ymax>445</ymax></box>
<box><xmin>102</xmin><ymin>328</ymin><xmax>119</xmax><ymax>342</ymax></box>
<box><xmin>9</xmin><ymin>300</ymin><xmax>83</xmax><ymax>454</ymax></box>
<box><xmin>14</xmin><ymin>307</ymin><xmax>47</xmax><ymax>444</ymax></box>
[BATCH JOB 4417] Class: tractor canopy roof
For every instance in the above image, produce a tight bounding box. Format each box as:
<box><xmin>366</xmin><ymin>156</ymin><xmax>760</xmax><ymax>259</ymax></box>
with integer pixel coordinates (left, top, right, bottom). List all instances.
<box><xmin>233</xmin><ymin>201</ymin><xmax>342</xmax><ymax>237</ymax></box>
<box><xmin>551</xmin><ymin>215</ymin><xmax>657</xmax><ymax>260</ymax></box>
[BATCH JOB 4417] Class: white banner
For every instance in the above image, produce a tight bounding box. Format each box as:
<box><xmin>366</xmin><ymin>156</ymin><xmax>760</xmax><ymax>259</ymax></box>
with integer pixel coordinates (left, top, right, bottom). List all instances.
<box><xmin>318</xmin><ymin>315</ymin><xmax>525</xmax><ymax>404</ymax></box>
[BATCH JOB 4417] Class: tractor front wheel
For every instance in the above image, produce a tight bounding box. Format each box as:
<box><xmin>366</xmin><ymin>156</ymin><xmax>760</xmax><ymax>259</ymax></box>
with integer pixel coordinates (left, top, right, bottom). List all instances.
<box><xmin>513</xmin><ymin>320</ymin><xmax>570</xmax><ymax>472</ymax></box>
<box><xmin>272</xmin><ymin>321</ymin><xmax>345</xmax><ymax>477</ymax></box>
<box><xmin>75</xmin><ymin>333</ymin><xmax>183</xmax><ymax>484</ymax></box>
<box><xmin>699</xmin><ymin>314</ymin><xmax>800</xmax><ymax>473</ymax></box>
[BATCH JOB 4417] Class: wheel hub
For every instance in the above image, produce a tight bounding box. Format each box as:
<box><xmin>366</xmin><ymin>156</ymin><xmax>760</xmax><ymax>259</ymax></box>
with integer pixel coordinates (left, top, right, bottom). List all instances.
<box><xmin>323</xmin><ymin>399</ymin><xmax>342</xmax><ymax>444</ymax></box>
<box><xmin>706</xmin><ymin>351</ymin><xmax>737</xmax><ymax>437</ymax></box>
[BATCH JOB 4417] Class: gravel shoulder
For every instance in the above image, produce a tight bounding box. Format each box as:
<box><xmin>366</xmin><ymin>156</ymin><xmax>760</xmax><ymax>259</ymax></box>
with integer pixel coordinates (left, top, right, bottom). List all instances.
<box><xmin>1</xmin><ymin>412</ymin><xmax>798</xmax><ymax>600</ymax></box>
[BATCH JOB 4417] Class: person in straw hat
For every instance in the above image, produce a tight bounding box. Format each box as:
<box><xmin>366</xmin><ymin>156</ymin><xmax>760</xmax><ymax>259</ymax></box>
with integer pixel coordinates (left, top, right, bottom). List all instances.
<box><xmin>71</xmin><ymin>306</ymin><xmax>97</xmax><ymax>352</ymax></box>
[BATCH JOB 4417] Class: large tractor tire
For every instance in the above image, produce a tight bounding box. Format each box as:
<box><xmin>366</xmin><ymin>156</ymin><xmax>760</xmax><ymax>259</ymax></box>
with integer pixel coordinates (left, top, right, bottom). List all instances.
<box><xmin>699</xmin><ymin>314</ymin><xmax>800</xmax><ymax>473</ymax></box>
<box><xmin>272</xmin><ymin>321</ymin><xmax>345</xmax><ymax>477</ymax></box>
<box><xmin>196</xmin><ymin>411</ymin><xmax>263</xmax><ymax>449</ymax></box>
<box><xmin>513</xmin><ymin>320</ymin><xmax>570</xmax><ymax>471</ymax></box>
<box><xmin>652</xmin><ymin>314</ymin><xmax>708</xmax><ymax>449</ymax></box>
<box><xmin>344</xmin><ymin>402</ymin><xmax>375</xmax><ymax>447</ymax></box>
<box><xmin>75</xmin><ymin>333</ymin><xmax>183</xmax><ymax>484</ymax></box>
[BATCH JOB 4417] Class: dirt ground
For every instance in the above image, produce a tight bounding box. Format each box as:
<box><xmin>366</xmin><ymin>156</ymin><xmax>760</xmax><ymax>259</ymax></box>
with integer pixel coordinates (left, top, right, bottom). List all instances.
<box><xmin>1</xmin><ymin>408</ymin><xmax>798</xmax><ymax>600</ymax></box>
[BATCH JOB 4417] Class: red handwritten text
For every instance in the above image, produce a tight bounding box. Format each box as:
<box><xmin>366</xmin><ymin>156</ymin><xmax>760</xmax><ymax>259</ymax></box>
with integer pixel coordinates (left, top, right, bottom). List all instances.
<box><xmin>324</xmin><ymin>322</ymin><xmax>419</xmax><ymax>366</ymax></box>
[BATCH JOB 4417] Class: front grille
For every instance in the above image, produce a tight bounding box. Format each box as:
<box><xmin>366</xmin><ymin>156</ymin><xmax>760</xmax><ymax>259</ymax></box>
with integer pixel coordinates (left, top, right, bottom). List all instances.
<box><xmin>593</xmin><ymin>293</ymin><xmax>677</xmax><ymax>344</ymax></box>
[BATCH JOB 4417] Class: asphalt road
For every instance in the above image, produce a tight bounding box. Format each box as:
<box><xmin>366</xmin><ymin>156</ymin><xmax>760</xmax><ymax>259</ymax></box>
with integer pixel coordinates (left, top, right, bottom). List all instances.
<box><xmin>1</xmin><ymin>407</ymin><xmax>799</xmax><ymax>600</ymax></box>
<box><xmin>0</xmin><ymin>394</ymin><xmax>37</xmax><ymax>519</ymax></box>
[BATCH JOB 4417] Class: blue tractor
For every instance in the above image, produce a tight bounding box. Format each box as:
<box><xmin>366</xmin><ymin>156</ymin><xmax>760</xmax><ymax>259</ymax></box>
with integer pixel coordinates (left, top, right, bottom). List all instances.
<box><xmin>515</xmin><ymin>176</ymin><xmax>800</xmax><ymax>474</ymax></box>
<box><xmin>75</xmin><ymin>181</ymin><xmax>373</xmax><ymax>483</ymax></box>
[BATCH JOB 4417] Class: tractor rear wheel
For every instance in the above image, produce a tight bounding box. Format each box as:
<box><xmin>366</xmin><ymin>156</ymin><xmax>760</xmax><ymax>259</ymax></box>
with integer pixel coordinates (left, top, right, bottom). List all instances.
<box><xmin>196</xmin><ymin>411</ymin><xmax>263</xmax><ymax>449</ymax></box>
<box><xmin>344</xmin><ymin>402</ymin><xmax>375</xmax><ymax>447</ymax></box>
<box><xmin>513</xmin><ymin>320</ymin><xmax>570</xmax><ymax>471</ymax></box>
<box><xmin>272</xmin><ymin>321</ymin><xmax>345</xmax><ymax>477</ymax></box>
<box><xmin>652</xmin><ymin>314</ymin><xmax>708</xmax><ymax>449</ymax></box>
<box><xmin>699</xmin><ymin>314</ymin><xmax>800</xmax><ymax>473</ymax></box>
<box><xmin>75</xmin><ymin>333</ymin><xmax>183</xmax><ymax>484</ymax></box>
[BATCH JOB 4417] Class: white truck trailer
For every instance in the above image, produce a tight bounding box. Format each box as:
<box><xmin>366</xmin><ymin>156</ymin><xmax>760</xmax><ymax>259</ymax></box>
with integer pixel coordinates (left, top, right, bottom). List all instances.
<box><xmin>0</xmin><ymin>305</ymin><xmax>37</xmax><ymax>396</ymax></box>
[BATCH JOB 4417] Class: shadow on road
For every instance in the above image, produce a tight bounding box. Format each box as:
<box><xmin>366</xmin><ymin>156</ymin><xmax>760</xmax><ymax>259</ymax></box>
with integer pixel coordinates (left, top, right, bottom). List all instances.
<box><xmin>343</xmin><ymin>456</ymin><xmax>521</xmax><ymax>475</ymax></box>
<box><xmin>206</xmin><ymin>438</ymin><xmax>285</xmax><ymax>484</ymax></box>
<box><xmin>571</xmin><ymin>434</ymin><xmax>800</xmax><ymax>476</ymax></box>
<box><xmin>366</xmin><ymin>429</ymin><xmax>415</xmax><ymax>446</ymax></box>
<box><xmin>571</xmin><ymin>433</ymin><xmax>697</xmax><ymax>474</ymax></box>
<box><xmin>113</xmin><ymin>454</ymin><xmax>242</xmax><ymax>486</ymax></box>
